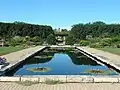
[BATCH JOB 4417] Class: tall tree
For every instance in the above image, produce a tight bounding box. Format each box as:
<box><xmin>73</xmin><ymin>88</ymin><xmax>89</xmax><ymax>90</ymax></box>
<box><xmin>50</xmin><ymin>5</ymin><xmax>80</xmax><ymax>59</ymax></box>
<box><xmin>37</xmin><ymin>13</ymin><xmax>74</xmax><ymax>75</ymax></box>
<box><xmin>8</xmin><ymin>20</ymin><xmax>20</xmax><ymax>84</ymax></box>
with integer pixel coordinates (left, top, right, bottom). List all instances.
<box><xmin>65</xmin><ymin>34</ymin><xmax>76</xmax><ymax>45</ymax></box>
<box><xmin>46</xmin><ymin>34</ymin><xmax>56</xmax><ymax>45</ymax></box>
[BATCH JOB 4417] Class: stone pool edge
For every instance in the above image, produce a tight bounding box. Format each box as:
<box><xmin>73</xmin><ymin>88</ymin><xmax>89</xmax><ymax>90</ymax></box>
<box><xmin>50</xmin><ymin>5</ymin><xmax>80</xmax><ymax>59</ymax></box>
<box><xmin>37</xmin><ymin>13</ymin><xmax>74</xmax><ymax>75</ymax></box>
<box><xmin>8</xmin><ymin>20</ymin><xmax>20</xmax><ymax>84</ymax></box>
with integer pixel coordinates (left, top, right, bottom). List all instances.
<box><xmin>0</xmin><ymin>46</ymin><xmax>47</xmax><ymax>76</ymax></box>
<box><xmin>76</xmin><ymin>47</ymin><xmax>120</xmax><ymax>73</ymax></box>
<box><xmin>0</xmin><ymin>75</ymin><xmax>120</xmax><ymax>83</ymax></box>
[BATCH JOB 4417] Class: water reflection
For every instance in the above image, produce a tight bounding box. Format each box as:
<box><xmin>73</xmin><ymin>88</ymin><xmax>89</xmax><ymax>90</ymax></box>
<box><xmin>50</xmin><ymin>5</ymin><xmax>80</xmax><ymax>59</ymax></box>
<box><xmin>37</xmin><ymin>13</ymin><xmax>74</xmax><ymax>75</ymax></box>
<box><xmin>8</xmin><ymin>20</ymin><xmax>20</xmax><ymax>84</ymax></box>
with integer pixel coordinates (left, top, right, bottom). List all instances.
<box><xmin>25</xmin><ymin>57</ymin><xmax>52</xmax><ymax>65</ymax></box>
<box><xmin>25</xmin><ymin>51</ymin><xmax>54</xmax><ymax>64</ymax></box>
<box><xmin>68</xmin><ymin>52</ymin><xmax>99</xmax><ymax>66</ymax></box>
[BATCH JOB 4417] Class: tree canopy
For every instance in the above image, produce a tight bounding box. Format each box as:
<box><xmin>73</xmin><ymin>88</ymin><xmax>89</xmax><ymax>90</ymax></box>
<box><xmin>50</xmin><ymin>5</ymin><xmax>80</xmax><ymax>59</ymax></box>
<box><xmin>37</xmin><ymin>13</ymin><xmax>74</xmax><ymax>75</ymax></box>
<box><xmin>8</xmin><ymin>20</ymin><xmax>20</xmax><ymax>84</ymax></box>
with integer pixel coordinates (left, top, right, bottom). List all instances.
<box><xmin>46</xmin><ymin>34</ymin><xmax>56</xmax><ymax>45</ymax></box>
<box><xmin>1</xmin><ymin>21</ymin><xmax>120</xmax><ymax>46</ymax></box>
<box><xmin>70</xmin><ymin>21</ymin><xmax>120</xmax><ymax>41</ymax></box>
<box><xmin>0</xmin><ymin>21</ymin><xmax>53</xmax><ymax>39</ymax></box>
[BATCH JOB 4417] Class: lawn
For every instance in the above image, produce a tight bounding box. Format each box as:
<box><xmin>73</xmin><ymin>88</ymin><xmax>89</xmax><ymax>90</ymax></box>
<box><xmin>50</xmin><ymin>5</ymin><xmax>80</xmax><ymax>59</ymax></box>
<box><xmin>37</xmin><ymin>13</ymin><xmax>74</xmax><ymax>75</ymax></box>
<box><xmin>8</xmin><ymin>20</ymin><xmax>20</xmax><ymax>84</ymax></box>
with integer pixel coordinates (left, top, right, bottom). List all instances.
<box><xmin>0</xmin><ymin>46</ymin><xmax>26</xmax><ymax>56</ymax></box>
<box><xmin>97</xmin><ymin>47</ymin><xmax>120</xmax><ymax>55</ymax></box>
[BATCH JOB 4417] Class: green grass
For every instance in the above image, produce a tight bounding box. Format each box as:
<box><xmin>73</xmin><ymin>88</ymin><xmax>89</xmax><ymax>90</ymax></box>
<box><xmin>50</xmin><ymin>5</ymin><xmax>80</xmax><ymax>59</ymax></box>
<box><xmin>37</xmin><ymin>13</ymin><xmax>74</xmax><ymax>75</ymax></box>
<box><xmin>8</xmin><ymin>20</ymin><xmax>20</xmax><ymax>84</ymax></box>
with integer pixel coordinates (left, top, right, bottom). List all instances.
<box><xmin>97</xmin><ymin>47</ymin><xmax>120</xmax><ymax>55</ymax></box>
<box><xmin>0</xmin><ymin>46</ymin><xmax>26</xmax><ymax>56</ymax></box>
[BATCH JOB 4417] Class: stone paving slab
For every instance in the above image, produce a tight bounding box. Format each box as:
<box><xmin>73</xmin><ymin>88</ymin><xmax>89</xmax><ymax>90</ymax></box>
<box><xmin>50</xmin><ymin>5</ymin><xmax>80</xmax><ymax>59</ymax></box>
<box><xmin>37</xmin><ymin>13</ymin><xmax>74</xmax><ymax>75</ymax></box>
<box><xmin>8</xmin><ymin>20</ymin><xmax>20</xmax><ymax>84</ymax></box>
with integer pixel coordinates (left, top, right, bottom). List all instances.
<box><xmin>81</xmin><ymin>47</ymin><xmax>120</xmax><ymax>65</ymax></box>
<box><xmin>77</xmin><ymin>47</ymin><xmax>120</xmax><ymax>71</ymax></box>
<box><xmin>0</xmin><ymin>82</ymin><xmax>120</xmax><ymax>90</ymax></box>
<box><xmin>0</xmin><ymin>46</ymin><xmax>46</xmax><ymax>73</ymax></box>
<box><xmin>1</xmin><ymin>46</ymin><xmax>46</xmax><ymax>63</ymax></box>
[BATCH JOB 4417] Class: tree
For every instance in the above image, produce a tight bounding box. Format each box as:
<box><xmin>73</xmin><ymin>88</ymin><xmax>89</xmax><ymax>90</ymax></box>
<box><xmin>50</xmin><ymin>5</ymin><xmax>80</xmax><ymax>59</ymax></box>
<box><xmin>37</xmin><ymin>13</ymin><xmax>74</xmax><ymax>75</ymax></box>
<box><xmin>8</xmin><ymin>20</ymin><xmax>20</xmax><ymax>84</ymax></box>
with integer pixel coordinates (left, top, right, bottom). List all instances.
<box><xmin>65</xmin><ymin>34</ymin><xmax>76</xmax><ymax>45</ymax></box>
<box><xmin>0</xmin><ymin>21</ymin><xmax>53</xmax><ymax>39</ymax></box>
<box><xmin>46</xmin><ymin>34</ymin><xmax>56</xmax><ymax>45</ymax></box>
<box><xmin>92</xmin><ymin>21</ymin><xmax>106</xmax><ymax>25</ymax></box>
<box><xmin>70</xmin><ymin>21</ymin><xmax>120</xmax><ymax>42</ymax></box>
<box><xmin>13</xmin><ymin>21</ymin><xmax>27</xmax><ymax>24</ymax></box>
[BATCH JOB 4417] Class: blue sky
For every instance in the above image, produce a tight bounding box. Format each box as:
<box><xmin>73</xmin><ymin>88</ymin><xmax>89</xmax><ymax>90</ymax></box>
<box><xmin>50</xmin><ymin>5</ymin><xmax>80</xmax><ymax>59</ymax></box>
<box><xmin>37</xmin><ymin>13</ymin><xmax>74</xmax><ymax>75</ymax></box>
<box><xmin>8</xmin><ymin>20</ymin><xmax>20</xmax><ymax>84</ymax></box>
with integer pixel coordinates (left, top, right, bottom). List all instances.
<box><xmin>0</xmin><ymin>0</ymin><xmax>120</xmax><ymax>29</ymax></box>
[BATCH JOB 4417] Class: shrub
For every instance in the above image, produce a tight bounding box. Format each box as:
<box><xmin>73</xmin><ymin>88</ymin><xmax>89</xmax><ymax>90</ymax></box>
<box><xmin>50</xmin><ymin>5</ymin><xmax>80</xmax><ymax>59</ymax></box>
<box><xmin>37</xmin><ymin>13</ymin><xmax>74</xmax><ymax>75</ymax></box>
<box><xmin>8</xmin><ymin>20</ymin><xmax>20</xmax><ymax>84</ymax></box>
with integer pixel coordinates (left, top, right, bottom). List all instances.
<box><xmin>34</xmin><ymin>41</ymin><xmax>43</xmax><ymax>46</ymax></box>
<box><xmin>9</xmin><ymin>36</ymin><xmax>23</xmax><ymax>46</ymax></box>
<box><xmin>111</xmin><ymin>37</ymin><xmax>120</xmax><ymax>42</ymax></box>
<box><xmin>79</xmin><ymin>40</ymin><xmax>90</xmax><ymax>46</ymax></box>
<box><xmin>100</xmin><ymin>41</ymin><xmax>110</xmax><ymax>46</ymax></box>
<box><xmin>100</xmin><ymin>38</ymin><xmax>112</xmax><ymax>45</ymax></box>
<box><xmin>31</xmin><ymin>36</ymin><xmax>41</xmax><ymax>42</ymax></box>
<box><xmin>89</xmin><ymin>43</ymin><xmax>104</xmax><ymax>48</ymax></box>
<box><xmin>113</xmin><ymin>44</ymin><xmax>120</xmax><ymax>48</ymax></box>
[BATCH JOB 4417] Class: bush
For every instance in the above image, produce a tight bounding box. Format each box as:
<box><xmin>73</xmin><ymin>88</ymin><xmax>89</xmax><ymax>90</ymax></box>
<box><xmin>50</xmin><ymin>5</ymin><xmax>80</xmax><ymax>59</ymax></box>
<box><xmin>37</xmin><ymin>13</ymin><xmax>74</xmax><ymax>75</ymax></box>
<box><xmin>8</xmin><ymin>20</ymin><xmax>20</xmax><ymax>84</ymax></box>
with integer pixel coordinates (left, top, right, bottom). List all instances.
<box><xmin>9</xmin><ymin>39</ymin><xmax>18</xmax><ymax>46</ymax></box>
<box><xmin>111</xmin><ymin>37</ymin><xmax>120</xmax><ymax>42</ymax></box>
<box><xmin>34</xmin><ymin>41</ymin><xmax>43</xmax><ymax>46</ymax></box>
<box><xmin>100</xmin><ymin>41</ymin><xmax>110</xmax><ymax>46</ymax></box>
<box><xmin>31</xmin><ymin>36</ymin><xmax>41</xmax><ymax>42</ymax></box>
<box><xmin>89</xmin><ymin>43</ymin><xmax>104</xmax><ymax>48</ymax></box>
<box><xmin>112</xmin><ymin>44</ymin><xmax>120</xmax><ymax>48</ymax></box>
<box><xmin>100</xmin><ymin>38</ymin><xmax>112</xmax><ymax>45</ymax></box>
<box><xmin>89</xmin><ymin>38</ymin><xmax>111</xmax><ymax>48</ymax></box>
<box><xmin>9</xmin><ymin>36</ymin><xmax>23</xmax><ymax>46</ymax></box>
<box><xmin>79</xmin><ymin>40</ymin><xmax>90</xmax><ymax>46</ymax></box>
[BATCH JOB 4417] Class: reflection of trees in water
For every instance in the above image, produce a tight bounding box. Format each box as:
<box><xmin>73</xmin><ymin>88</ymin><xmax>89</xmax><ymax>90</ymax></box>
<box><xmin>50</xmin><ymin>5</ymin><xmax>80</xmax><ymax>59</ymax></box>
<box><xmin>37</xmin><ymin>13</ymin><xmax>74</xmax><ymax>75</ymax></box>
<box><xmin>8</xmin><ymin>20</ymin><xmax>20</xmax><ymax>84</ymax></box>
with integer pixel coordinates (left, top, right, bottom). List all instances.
<box><xmin>25</xmin><ymin>58</ymin><xmax>52</xmax><ymax>65</ymax></box>
<box><xmin>26</xmin><ymin>48</ymin><xmax>100</xmax><ymax>66</ymax></box>
<box><xmin>43</xmin><ymin>47</ymin><xmax>75</xmax><ymax>53</ymax></box>
<box><xmin>25</xmin><ymin>51</ymin><xmax>54</xmax><ymax>65</ymax></box>
<box><xmin>38</xmin><ymin>50</ymin><xmax>55</xmax><ymax>56</ymax></box>
<box><xmin>68</xmin><ymin>52</ymin><xmax>99</xmax><ymax>66</ymax></box>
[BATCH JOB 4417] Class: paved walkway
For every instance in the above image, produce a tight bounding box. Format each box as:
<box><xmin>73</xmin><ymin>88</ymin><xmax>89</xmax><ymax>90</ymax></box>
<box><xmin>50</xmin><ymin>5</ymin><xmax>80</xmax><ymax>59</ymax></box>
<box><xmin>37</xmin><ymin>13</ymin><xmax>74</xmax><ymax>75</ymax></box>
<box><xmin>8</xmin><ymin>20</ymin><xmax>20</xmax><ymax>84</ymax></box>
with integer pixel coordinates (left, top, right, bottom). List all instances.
<box><xmin>0</xmin><ymin>46</ymin><xmax>46</xmax><ymax>73</ymax></box>
<box><xmin>1</xmin><ymin>46</ymin><xmax>46</xmax><ymax>64</ymax></box>
<box><xmin>77</xmin><ymin>47</ymin><xmax>120</xmax><ymax>68</ymax></box>
<box><xmin>0</xmin><ymin>82</ymin><xmax>120</xmax><ymax>90</ymax></box>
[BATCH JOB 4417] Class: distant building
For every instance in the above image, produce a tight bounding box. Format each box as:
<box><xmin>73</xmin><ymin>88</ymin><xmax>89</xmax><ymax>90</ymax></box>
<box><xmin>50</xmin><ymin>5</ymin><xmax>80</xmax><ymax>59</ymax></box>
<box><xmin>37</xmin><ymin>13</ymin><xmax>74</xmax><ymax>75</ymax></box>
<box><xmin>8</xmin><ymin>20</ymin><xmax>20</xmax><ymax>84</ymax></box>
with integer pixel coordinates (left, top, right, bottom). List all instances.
<box><xmin>55</xmin><ymin>33</ymin><xmax>68</xmax><ymax>45</ymax></box>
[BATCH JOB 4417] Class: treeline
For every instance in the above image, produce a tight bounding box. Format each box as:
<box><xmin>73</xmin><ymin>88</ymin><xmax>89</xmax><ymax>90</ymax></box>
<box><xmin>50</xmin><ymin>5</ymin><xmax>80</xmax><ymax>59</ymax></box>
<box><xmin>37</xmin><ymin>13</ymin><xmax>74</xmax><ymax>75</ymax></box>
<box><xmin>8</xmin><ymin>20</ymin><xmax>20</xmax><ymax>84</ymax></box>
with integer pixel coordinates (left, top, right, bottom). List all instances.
<box><xmin>0</xmin><ymin>21</ymin><xmax>56</xmax><ymax>46</ymax></box>
<box><xmin>65</xmin><ymin>21</ymin><xmax>120</xmax><ymax>47</ymax></box>
<box><xmin>1</xmin><ymin>21</ymin><xmax>120</xmax><ymax>46</ymax></box>
<box><xmin>0</xmin><ymin>21</ymin><xmax>53</xmax><ymax>39</ymax></box>
<box><xmin>64</xmin><ymin>21</ymin><xmax>120</xmax><ymax>46</ymax></box>
<box><xmin>70</xmin><ymin>21</ymin><xmax>120</xmax><ymax>41</ymax></box>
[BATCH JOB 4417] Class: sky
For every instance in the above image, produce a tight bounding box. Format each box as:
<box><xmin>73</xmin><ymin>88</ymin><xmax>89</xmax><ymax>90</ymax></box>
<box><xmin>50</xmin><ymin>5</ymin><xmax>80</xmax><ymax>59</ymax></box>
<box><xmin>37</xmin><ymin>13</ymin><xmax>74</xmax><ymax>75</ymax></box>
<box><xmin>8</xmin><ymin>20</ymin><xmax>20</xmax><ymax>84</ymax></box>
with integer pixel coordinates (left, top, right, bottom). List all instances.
<box><xmin>0</xmin><ymin>0</ymin><xmax>120</xmax><ymax>29</ymax></box>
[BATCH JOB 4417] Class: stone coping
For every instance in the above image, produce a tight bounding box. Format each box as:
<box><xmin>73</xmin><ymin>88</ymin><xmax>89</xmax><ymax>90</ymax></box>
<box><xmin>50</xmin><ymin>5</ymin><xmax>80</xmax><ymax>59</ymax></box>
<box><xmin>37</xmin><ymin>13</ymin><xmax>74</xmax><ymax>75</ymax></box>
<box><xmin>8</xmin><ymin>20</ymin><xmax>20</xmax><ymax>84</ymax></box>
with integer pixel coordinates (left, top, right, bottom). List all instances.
<box><xmin>0</xmin><ymin>75</ymin><xmax>120</xmax><ymax>83</ymax></box>
<box><xmin>0</xmin><ymin>46</ymin><xmax>46</xmax><ymax>75</ymax></box>
<box><xmin>76</xmin><ymin>47</ymin><xmax>120</xmax><ymax>72</ymax></box>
